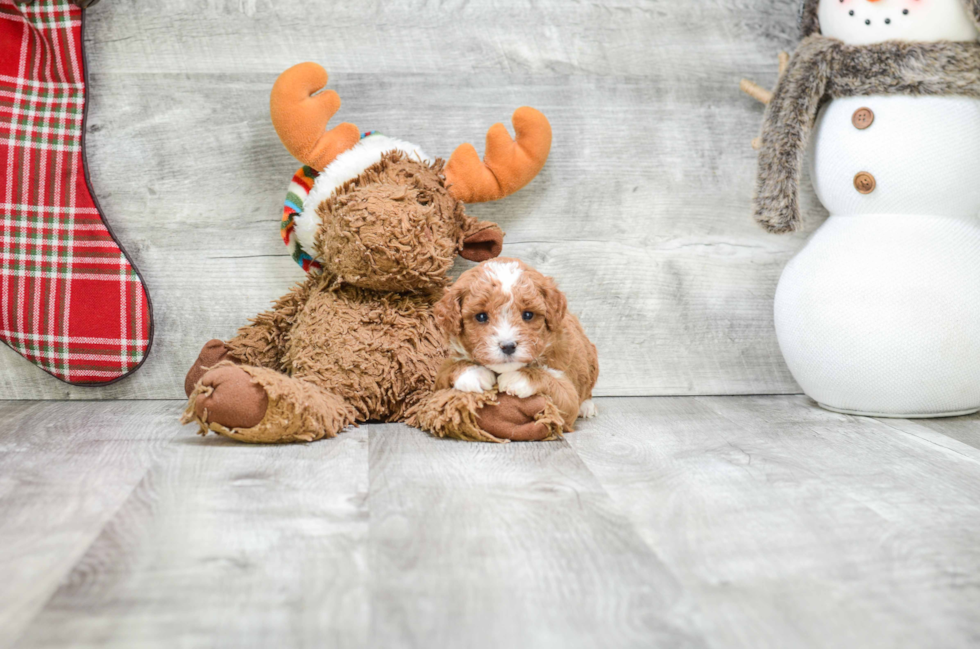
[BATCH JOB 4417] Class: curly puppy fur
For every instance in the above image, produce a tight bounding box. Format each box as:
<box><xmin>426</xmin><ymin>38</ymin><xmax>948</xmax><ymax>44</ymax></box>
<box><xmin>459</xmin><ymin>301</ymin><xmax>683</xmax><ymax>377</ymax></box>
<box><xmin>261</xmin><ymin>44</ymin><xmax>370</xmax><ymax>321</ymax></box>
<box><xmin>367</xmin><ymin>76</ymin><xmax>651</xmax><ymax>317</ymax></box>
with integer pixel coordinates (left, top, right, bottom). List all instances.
<box><xmin>756</xmin><ymin>35</ymin><xmax>980</xmax><ymax>233</ymax></box>
<box><xmin>183</xmin><ymin>151</ymin><xmax>516</xmax><ymax>443</ymax></box>
<box><xmin>430</xmin><ymin>259</ymin><xmax>599</xmax><ymax>432</ymax></box>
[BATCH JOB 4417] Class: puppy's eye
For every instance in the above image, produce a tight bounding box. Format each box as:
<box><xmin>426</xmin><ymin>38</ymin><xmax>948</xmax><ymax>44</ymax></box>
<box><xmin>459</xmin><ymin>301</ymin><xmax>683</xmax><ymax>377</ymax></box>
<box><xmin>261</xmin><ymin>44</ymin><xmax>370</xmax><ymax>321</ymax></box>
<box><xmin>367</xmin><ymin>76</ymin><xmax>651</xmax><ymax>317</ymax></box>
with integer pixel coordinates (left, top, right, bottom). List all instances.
<box><xmin>475</xmin><ymin>312</ymin><xmax>489</xmax><ymax>323</ymax></box>
<box><xmin>522</xmin><ymin>311</ymin><xmax>535</xmax><ymax>321</ymax></box>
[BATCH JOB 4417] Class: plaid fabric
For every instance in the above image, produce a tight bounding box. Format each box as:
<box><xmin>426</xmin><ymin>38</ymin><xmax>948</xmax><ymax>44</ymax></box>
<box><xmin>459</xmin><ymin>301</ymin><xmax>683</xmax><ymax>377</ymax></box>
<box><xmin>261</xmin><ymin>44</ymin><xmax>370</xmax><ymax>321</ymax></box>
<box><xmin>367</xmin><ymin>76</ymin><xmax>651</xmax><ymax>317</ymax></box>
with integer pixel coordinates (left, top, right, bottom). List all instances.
<box><xmin>0</xmin><ymin>0</ymin><xmax>151</xmax><ymax>384</ymax></box>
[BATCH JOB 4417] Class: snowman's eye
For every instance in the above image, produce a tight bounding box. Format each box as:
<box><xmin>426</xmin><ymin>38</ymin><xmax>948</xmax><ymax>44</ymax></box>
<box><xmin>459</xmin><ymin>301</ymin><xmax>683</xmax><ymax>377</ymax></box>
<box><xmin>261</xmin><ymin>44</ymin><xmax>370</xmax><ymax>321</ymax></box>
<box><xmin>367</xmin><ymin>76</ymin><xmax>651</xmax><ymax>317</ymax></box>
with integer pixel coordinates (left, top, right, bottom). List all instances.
<box><xmin>849</xmin><ymin>10</ymin><xmax>854</xmax><ymax>16</ymax></box>
<box><xmin>903</xmin><ymin>8</ymin><xmax>909</xmax><ymax>14</ymax></box>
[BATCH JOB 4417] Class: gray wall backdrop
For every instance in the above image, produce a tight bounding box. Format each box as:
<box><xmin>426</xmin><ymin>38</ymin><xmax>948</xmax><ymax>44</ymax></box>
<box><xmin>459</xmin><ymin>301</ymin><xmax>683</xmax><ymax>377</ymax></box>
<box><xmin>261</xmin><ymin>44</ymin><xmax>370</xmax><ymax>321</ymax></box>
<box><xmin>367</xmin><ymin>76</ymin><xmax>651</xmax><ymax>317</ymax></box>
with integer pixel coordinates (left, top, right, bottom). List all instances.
<box><xmin>0</xmin><ymin>0</ymin><xmax>827</xmax><ymax>399</ymax></box>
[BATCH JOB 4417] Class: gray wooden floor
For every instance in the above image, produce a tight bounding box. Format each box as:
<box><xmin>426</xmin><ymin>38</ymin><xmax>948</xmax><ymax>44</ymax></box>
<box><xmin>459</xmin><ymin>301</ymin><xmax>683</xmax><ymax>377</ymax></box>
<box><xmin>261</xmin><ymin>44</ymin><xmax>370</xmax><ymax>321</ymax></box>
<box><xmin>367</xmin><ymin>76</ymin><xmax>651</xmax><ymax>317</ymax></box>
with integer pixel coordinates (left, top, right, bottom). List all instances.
<box><xmin>3</xmin><ymin>397</ymin><xmax>980</xmax><ymax>649</ymax></box>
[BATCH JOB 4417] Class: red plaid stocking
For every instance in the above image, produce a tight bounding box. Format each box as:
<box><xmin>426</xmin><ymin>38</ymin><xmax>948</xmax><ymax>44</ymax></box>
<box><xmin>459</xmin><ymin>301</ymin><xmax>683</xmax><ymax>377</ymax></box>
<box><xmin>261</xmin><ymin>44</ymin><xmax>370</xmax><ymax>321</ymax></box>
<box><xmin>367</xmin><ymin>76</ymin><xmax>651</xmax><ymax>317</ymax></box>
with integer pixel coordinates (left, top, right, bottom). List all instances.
<box><xmin>0</xmin><ymin>0</ymin><xmax>152</xmax><ymax>385</ymax></box>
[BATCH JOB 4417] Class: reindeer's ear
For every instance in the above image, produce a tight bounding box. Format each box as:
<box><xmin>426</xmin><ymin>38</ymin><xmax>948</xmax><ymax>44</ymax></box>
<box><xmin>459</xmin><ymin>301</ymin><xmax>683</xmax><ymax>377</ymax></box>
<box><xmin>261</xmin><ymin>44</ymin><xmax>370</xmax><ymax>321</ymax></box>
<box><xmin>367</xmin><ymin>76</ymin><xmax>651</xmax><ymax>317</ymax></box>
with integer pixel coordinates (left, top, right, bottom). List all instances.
<box><xmin>538</xmin><ymin>274</ymin><xmax>567</xmax><ymax>331</ymax></box>
<box><xmin>434</xmin><ymin>282</ymin><xmax>466</xmax><ymax>337</ymax></box>
<box><xmin>460</xmin><ymin>219</ymin><xmax>503</xmax><ymax>262</ymax></box>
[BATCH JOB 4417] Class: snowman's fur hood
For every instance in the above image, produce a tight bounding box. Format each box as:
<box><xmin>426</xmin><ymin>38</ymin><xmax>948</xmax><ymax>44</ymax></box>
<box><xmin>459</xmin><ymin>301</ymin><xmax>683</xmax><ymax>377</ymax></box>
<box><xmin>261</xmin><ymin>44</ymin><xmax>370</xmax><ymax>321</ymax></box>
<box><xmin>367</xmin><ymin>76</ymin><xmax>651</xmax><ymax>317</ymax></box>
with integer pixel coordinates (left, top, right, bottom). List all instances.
<box><xmin>755</xmin><ymin>35</ymin><xmax>980</xmax><ymax>232</ymax></box>
<box><xmin>798</xmin><ymin>0</ymin><xmax>980</xmax><ymax>37</ymax></box>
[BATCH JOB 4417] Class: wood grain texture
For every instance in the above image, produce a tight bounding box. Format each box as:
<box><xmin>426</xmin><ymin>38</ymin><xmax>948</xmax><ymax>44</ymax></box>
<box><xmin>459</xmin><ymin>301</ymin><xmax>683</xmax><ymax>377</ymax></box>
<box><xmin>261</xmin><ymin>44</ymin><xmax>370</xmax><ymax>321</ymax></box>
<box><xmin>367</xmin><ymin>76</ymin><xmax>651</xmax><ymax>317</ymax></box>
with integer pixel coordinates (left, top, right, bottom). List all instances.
<box><xmin>567</xmin><ymin>396</ymin><xmax>980</xmax><ymax>649</ymax></box>
<box><xmin>12</xmin><ymin>408</ymin><xmax>370</xmax><ymax>649</ymax></box>
<box><xmin>366</xmin><ymin>422</ymin><xmax>704</xmax><ymax>649</ymax></box>
<box><xmin>883</xmin><ymin>412</ymin><xmax>980</xmax><ymax>452</ymax></box>
<box><xmin>5</xmin><ymin>398</ymin><xmax>980</xmax><ymax>647</ymax></box>
<box><xmin>0</xmin><ymin>401</ymin><xmax>180</xmax><ymax>649</ymax></box>
<box><xmin>0</xmin><ymin>0</ymin><xmax>819</xmax><ymax>399</ymax></box>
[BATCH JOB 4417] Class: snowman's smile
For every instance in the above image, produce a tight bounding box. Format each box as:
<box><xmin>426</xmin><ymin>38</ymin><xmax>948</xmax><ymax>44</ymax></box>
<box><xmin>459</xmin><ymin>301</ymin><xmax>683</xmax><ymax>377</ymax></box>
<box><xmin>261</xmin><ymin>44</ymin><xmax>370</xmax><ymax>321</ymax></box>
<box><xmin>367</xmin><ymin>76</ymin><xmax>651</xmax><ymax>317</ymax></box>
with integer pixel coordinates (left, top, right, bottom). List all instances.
<box><xmin>839</xmin><ymin>0</ymin><xmax>910</xmax><ymax>28</ymax></box>
<box><xmin>819</xmin><ymin>0</ymin><xmax>979</xmax><ymax>45</ymax></box>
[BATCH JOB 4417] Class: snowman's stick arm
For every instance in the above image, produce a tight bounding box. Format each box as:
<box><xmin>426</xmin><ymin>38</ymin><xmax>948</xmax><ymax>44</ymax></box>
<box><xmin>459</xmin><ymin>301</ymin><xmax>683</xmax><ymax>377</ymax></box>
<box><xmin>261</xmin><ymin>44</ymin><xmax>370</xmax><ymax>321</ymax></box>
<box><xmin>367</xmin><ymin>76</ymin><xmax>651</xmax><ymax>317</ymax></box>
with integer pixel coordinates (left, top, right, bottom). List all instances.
<box><xmin>778</xmin><ymin>51</ymin><xmax>790</xmax><ymax>74</ymax></box>
<box><xmin>740</xmin><ymin>51</ymin><xmax>790</xmax><ymax>149</ymax></box>
<box><xmin>740</xmin><ymin>79</ymin><xmax>772</xmax><ymax>105</ymax></box>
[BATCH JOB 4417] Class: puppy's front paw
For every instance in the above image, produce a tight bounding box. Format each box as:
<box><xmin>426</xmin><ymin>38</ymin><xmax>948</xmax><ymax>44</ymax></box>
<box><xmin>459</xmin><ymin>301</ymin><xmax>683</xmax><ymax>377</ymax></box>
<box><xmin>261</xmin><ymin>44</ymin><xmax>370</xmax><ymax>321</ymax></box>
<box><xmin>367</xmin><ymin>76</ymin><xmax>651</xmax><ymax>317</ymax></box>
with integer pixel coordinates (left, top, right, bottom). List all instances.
<box><xmin>578</xmin><ymin>399</ymin><xmax>597</xmax><ymax>419</ymax></box>
<box><xmin>497</xmin><ymin>370</ymin><xmax>536</xmax><ymax>398</ymax></box>
<box><xmin>453</xmin><ymin>365</ymin><xmax>496</xmax><ymax>393</ymax></box>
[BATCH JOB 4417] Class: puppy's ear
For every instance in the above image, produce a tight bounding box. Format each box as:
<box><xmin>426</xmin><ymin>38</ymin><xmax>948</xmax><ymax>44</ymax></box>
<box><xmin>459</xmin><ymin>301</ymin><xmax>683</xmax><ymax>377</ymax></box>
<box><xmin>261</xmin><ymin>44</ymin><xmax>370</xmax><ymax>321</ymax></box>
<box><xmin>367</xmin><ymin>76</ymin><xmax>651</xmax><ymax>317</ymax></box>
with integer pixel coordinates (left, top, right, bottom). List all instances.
<box><xmin>538</xmin><ymin>274</ymin><xmax>567</xmax><ymax>331</ymax></box>
<box><xmin>460</xmin><ymin>216</ymin><xmax>503</xmax><ymax>262</ymax></box>
<box><xmin>434</xmin><ymin>281</ymin><xmax>466</xmax><ymax>338</ymax></box>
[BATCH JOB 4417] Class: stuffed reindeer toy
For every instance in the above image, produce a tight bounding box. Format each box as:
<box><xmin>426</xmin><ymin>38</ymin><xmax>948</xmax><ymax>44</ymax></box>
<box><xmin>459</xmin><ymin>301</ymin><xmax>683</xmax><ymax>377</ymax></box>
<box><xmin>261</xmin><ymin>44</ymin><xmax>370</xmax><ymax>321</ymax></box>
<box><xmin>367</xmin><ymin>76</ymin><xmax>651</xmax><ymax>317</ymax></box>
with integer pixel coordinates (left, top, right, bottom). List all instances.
<box><xmin>182</xmin><ymin>62</ymin><xmax>560</xmax><ymax>443</ymax></box>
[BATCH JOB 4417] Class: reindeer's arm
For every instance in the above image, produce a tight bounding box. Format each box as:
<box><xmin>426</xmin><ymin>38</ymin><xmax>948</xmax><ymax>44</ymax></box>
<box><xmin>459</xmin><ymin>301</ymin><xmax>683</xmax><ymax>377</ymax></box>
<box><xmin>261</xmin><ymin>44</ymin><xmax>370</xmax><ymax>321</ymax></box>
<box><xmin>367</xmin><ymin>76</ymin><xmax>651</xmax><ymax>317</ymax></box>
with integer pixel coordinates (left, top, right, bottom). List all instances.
<box><xmin>226</xmin><ymin>279</ymin><xmax>313</xmax><ymax>371</ymax></box>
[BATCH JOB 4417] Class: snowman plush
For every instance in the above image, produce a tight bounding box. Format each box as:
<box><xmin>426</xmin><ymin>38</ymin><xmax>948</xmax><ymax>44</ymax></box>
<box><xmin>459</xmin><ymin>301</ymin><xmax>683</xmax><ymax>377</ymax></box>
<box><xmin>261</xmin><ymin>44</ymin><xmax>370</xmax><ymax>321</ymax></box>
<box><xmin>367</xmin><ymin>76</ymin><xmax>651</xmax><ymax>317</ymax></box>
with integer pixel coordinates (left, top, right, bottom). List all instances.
<box><xmin>747</xmin><ymin>0</ymin><xmax>980</xmax><ymax>417</ymax></box>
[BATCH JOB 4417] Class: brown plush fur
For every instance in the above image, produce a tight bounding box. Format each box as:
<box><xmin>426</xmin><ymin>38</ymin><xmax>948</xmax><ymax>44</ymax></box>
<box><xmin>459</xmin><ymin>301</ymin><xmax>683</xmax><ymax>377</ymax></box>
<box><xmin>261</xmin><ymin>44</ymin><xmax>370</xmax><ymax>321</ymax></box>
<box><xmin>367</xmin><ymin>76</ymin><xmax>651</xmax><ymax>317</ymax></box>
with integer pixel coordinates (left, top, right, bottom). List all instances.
<box><xmin>315</xmin><ymin>155</ymin><xmax>468</xmax><ymax>292</ymax></box>
<box><xmin>429</xmin><ymin>259</ymin><xmax>599</xmax><ymax>432</ymax></box>
<box><xmin>183</xmin><ymin>361</ymin><xmax>354</xmax><ymax>443</ymax></box>
<box><xmin>755</xmin><ymin>35</ymin><xmax>980</xmax><ymax>233</ymax></box>
<box><xmin>182</xmin><ymin>153</ymin><xmax>554</xmax><ymax>443</ymax></box>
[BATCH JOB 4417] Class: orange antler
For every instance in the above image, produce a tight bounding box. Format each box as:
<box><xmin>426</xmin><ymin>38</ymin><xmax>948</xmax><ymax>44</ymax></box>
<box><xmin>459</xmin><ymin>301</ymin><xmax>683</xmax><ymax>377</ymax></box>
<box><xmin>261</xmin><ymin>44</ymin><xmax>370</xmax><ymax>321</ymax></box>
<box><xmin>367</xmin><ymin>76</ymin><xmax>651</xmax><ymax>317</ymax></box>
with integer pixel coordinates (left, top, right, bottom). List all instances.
<box><xmin>444</xmin><ymin>107</ymin><xmax>552</xmax><ymax>203</ymax></box>
<box><xmin>270</xmin><ymin>62</ymin><xmax>360</xmax><ymax>171</ymax></box>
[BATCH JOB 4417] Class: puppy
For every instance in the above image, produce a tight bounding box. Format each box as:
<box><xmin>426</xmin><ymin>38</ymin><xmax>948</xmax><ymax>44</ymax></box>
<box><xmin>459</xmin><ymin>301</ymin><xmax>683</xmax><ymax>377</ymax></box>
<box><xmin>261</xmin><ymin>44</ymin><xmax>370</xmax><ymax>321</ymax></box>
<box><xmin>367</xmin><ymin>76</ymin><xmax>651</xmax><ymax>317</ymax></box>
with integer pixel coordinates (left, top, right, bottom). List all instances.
<box><xmin>433</xmin><ymin>258</ymin><xmax>599</xmax><ymax>431</ymax></box>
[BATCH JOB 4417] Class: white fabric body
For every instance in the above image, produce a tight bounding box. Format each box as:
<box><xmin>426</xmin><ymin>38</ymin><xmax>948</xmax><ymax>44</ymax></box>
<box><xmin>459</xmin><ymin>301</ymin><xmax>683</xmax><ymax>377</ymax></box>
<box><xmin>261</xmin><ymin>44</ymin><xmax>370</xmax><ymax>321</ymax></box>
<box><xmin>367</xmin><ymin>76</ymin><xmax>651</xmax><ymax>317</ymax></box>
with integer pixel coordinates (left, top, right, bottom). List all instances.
<box><xmin>810</xmin><ymin>96</ymin><xmax>980</xmax><ymax>217</ymax></box>
<box><xmin>293</xmin><ymin>134</ymin><xmax>430</xmax><ymax>257</ymax></box>
<box><xmin>818</xmin><ymin>0</ymin><xmax>979</xmax><ymax>45</ymax></box>
<box><xmin>775</xmin><ymin>95</ymin><xmax>980</xmax><ymax>415</ymax></box>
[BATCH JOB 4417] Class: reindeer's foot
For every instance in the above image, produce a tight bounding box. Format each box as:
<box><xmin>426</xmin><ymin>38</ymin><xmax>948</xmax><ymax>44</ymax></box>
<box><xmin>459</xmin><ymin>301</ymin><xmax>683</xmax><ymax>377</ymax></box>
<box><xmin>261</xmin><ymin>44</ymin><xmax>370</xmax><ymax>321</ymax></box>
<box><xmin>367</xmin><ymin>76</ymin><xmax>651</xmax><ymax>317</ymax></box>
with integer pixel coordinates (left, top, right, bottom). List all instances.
<box><xmin>184</xmin><ymin>339</ymin><xmax>238</xmax><ymax>397</ymax></box>
<box><xmin>412</xmin><ymin>389</ymin><xmax>563</xmax><ymax>443</ymax></box>
<box><xmin>182</xmin><ymin>364</ymin><xmax>356</xmax><ymax>444</ymax></box>
<box><xmin>182</xmin><ymin>363</ymin><xmax>268</xmax><ymax>439</ymax></box>
<box><xmin>477</xmin><ymin>393</ymin><xmax>564</xmax><ymax>442</ymax></box>
<box><xmin>190</xmin><ymin>364</ymin><xmax>268</xmax><ymax>429</ymax></box>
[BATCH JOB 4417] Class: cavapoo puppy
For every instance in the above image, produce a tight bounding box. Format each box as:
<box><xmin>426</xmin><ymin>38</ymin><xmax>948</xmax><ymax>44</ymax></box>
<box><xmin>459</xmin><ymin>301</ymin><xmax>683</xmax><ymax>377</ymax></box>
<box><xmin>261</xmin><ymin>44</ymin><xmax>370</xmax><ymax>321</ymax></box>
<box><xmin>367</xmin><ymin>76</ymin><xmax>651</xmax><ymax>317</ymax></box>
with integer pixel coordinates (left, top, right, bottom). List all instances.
<box><xmin>433</xmin><ymin>258</ymin><xmax>599</xmax><ymax>431</ymax></box>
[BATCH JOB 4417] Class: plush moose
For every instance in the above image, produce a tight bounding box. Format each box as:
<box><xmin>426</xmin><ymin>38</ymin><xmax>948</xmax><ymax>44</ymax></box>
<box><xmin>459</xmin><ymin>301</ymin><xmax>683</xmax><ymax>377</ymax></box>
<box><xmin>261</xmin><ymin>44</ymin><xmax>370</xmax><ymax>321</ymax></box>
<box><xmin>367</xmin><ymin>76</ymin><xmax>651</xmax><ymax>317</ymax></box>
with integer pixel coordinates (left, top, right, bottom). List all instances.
<box><xmin>181</xmin><ymin>62</ymin><xmax>562</xmax><ymax>443</ymax></box>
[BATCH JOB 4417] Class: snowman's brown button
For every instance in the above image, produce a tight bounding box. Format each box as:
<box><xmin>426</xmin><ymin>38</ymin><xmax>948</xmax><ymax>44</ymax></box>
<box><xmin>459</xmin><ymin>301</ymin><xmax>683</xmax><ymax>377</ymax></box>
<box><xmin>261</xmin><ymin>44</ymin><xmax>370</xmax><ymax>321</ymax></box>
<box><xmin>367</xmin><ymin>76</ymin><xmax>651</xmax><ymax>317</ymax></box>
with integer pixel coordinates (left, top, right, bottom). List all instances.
<box><xmin>854</xmin><ymin>171</ymin><xmax>876</xmax><ymax>194</ymax></box>
<box><xmin>852</xmin><ymin>107</ymin><xmax>874</xmax><ymax>130</ymax></box>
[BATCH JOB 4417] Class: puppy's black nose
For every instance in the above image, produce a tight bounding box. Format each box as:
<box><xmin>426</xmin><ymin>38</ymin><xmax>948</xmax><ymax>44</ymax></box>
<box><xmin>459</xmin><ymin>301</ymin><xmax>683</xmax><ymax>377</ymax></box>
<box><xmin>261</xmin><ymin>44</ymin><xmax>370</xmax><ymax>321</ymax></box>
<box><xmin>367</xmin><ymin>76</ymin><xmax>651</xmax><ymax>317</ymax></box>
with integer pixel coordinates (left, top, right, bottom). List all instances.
<box><xmin>500</xmin><ymin>342</ymin><xmax>518</xmax><ymax>356</ymax></box>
